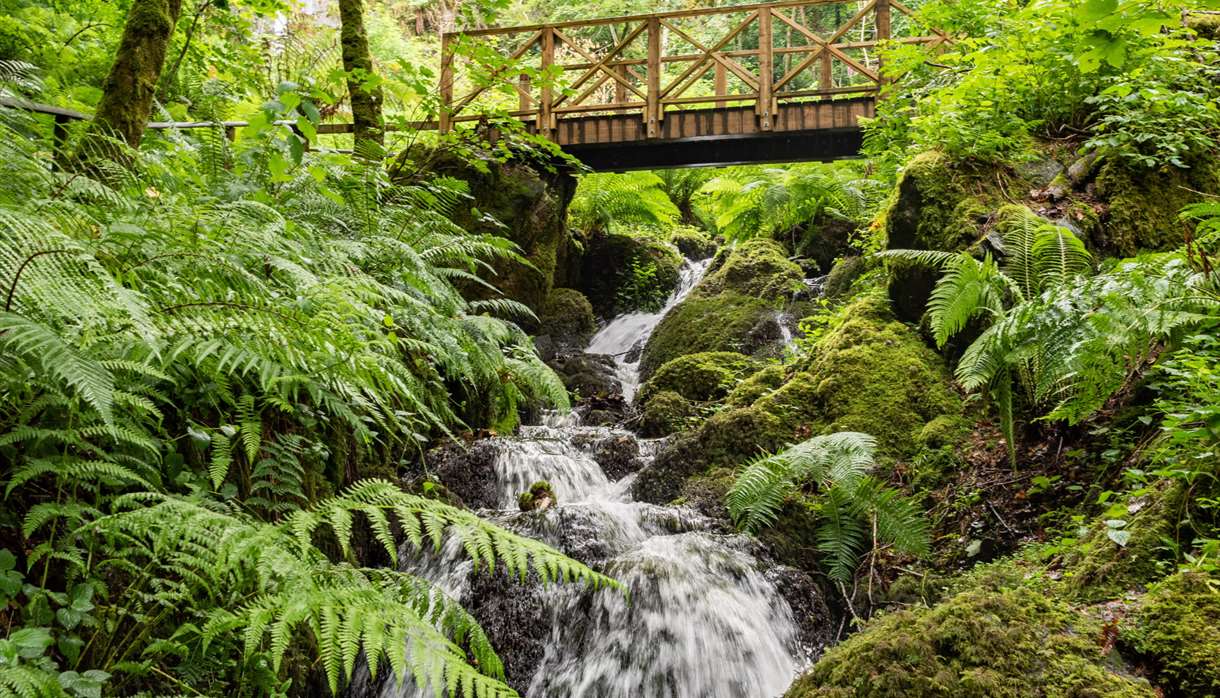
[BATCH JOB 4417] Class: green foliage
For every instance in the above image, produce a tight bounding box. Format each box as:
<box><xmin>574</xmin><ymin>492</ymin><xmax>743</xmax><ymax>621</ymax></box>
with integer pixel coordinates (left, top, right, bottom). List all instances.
<box><xmin>697</xmin><ymin>163</ymin><xmax>885</xmax><ymax>243</ymax></box>
<box><xmin>0</xmin><ymin>92</ymin><xmax>589</xmax><ymax>694</ymax></box>
<box><xmin>726</xmin><ymin>433</ymin><xmax>929</xmax><ymax>583</ymax></box>
<box><xmin>568</xmin><ymin>172</ymin><xmax>679</xmax><ymax>235</ymax></box>
<box><xmin>882</xmin><ymin>206</ymin><xmax>1217</xmax><ymax>462</ymax></box>
<box><xmin>613</xmin><ymin>255</ymin><xmax>666</xmax><ymax>313</ymax></box>
<box><xmin>871</xmin><ymin>0</ymin><xmax>1220</xmax><ymax>168</ymax></box>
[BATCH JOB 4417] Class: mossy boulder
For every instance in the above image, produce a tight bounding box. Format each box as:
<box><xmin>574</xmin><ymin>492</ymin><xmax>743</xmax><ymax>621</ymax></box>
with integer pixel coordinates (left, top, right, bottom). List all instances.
<box><xmin>412</xmin><ymin>146</ymin><xmax>577</xmax><ymax>324</ymax></box>
<box><xmin>724</xmin><ymin>364</ymin><xmax>787</xmax><ymax>407</ymax></box>
<box><xmin>822</xmin><ymin>256</ymin><xmax>870</xmax><ymax>300</ymax></box>
<box><xmin>880</xmin><ymin>151</ymin><xmax>995</xmax><ymax>322</ymax></box>
<box><xmin>1062</xmin><ymin>481</ymin><xmax>1187</xmax><ymax>601</ymax></box>
<box><xmin>1187</xmin><ymin>11</ymin><xmax>1220</xmax><ymax>38</ymax></box>
<box><xmin>1120</xmin><ymin>570</ymin><xmax>1220</xmax><ymax>696</ymax></box>
<box><xmin>668</xmin><ymin>225</ymin><xmax>716</xmax><ymax>259</ymax></box>
<box><xmin>632</xmin><ymin>295</ymin><xmax>961</xmax><ymax>503</ymax></box>
<box><xmin>797</xmin><ymin>295</ymin><xmax>961</xmax><ymax>458</ymax></box>
<box><xmin>1094</xmin><ymin>159</ymin><xmax>1220</xmax><ymax>256</ymax></box>
<box><xmin>577</xmin><ymin>230</ymin><xmax>683</xmax><ymax>317</ymax></box>
<box><xmin>538</xmin><ymin>287</ymin><xmax>595</xmax><ymax>349</ymax></box>
<box><xmin>638</xmin><ymin>240</ymin><xmax>802</xmax><ymax>379</ymax></box>
<box><xmin>696</xmin><ymin>239</ymin><xmax>805</xmax><ymax>300</ymax></box>
<box><xmin>638</xmin><ymin>390</ymin><xmax>693</xmax><ymax>437</ymax></box>
<box><xmin>637</xmin><ymin>352</ymin><xmax>762</xmax><ymax>405</ymax></box>
<box><xmin>786</xmin><ymin>586</ymin><xmax>1154</xmax><ymax>698</ymax></box>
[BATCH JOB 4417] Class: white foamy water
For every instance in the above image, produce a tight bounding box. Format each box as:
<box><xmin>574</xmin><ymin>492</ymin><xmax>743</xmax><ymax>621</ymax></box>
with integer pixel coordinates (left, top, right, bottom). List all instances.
<box><xmin>364</xmin><ymin>253</ymin><xmax>807</xmax><ymax>698</ymax></box>
<box><xmin>586</xmin><ymin>257</ymin><xmax>712</xmax><ymax>402</ymax></box>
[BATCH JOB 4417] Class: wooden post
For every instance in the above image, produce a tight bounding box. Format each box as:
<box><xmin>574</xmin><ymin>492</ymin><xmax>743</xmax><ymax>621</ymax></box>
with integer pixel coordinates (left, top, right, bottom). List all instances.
<box><xmin>820</xmin><ymin>47</ymin><xmax>833</xmax><ymax>93</ymax></box>
<box><xmin>646</xmin><ymin>16</ymin><xmax>661</xmax><ymax>138</ymax></box>
<box><xmin>757</xmin><ymin>7</ymin><xmax>774</xmax><ymax>131</ymax></box>
<box><xmin>439</xmin><ymin>33</ymin><xmax>454</xmax><ymax>134</ymax></box>
<box><xmin>540</xmin><ymin>27</ymin><xmax>554</xmax><ymax>135</ymax></box>
<box><xmin>714</xmin><ymin>61</ymin><xmax>727</xmax><ymax>107</ymax></box>
<box><xmin>52</xmin><ymin>113</ymin><xmax>69</xmax><ymax>170</ymax></box>
<box><xmin>519</xmin><ymin>73</ymin><xmax>532</xmax><ymax>113</ymax></box>
<box><xmin>614</xmin><ymin>64</ymin><xmax>628</xmax><ymax>109</ymax></box>
<box><xmin>875</xmin><ymin>0</ymin><xmax>891</xmax><ymax>90</ymax></box>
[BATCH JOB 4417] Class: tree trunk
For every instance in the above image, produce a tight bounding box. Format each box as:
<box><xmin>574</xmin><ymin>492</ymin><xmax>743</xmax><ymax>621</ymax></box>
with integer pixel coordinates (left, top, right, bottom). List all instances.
<box><xmin>338</xmin><ymin>0</ymin><xmax>385</xmax><ymax>151</ymax></box>
<box><xmin>87</xmin><ymin>0</ymin><xmax>184</xmax><ymax>150</ymax></box>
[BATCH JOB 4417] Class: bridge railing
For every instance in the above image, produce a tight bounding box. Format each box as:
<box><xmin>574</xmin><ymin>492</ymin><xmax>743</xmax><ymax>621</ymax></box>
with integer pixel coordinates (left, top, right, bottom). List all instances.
<box><xmin>440</xmin><ymin>0</ymin><xmax>948</xmax><ymax>138</ymax></box>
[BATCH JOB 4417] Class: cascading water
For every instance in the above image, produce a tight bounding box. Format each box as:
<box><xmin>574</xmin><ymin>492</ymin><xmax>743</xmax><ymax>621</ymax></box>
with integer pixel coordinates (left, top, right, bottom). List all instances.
<box><xmin>369</xmin><ymin>257</ymin><xmax>809</xmax><ymax>698</ymax></box>
<box><xmin>586</xmin><ymin>257</ymin><xmax>711</xmax><ymax>402</ymax></box>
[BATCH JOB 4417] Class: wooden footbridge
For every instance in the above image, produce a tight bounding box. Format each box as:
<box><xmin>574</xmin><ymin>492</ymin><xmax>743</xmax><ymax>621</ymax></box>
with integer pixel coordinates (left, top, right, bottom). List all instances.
<box><xmin>440</xmin><ymin>0</ymin><xmax>949</xmax><ymax>170</ymax></box>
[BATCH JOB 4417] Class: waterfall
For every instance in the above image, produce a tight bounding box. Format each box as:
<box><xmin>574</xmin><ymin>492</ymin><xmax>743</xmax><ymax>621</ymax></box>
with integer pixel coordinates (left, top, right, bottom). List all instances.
<box><xmin>586</xmin><ymin>257</ymin><xmax>712</xmax><ymax>402</ymax></box>
<box><xmin>365</xmin><ymin>254</ymin><xmax>810</xmax><ymax>698</ymax></box>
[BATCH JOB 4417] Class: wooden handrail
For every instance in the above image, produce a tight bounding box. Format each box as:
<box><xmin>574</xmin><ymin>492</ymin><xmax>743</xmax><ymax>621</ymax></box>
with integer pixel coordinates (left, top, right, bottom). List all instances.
<box><xmin>439</xmin><ymin>0</ymin><xmax>948</xmax><ymax>139</ymax></box>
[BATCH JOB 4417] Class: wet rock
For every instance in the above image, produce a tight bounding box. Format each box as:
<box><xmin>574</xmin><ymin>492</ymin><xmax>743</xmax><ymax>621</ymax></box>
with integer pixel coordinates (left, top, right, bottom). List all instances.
<box><xmin>421</xmin><ymin>439</ymin><xmax>500</xmax><ymax>510</ymax></box>
<box><xmin>546</xmin><ymin>351</ymin><xmax>622</xmax><ymax>402</ymax></box>
<box><xmin>577</xmin><ymin>230</ymin><xmax>684</xmax><ymax>318</ymax></box>
<box><xmin>463</xmin><ymin>569</ymin><xmax>552</xmax><ymax>693</ymax></box>
<box><xmin>570</xmin><ymin>431</ymin><xmax>643</xmax><ymax>480</ymax></box>
<box><xmin>668</xmin><ymin>225</ymin><xmax>716</xmax><ymax>259</ymax></box>
<box><xmin>518</xmin><ymin>480</ymin><xmax>557</xmax><ymax>512</ymax></box>
<box><xmin>764</xmin><ymin>565</ymin><xmax>837</xmax><ymax>661</ymax></box>
<box><xmin>1016</xmin><ymin>156</ymin><xmax>1065</xmax><ymax>189</ymax></box>
<box><xmin>537</xmin><ymin>288</ymin><xmax>596</xmax><ymax>353</ymax></box>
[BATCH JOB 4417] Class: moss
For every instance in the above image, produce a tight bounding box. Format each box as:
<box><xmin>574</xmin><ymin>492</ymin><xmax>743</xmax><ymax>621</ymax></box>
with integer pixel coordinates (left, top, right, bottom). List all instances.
<box><xmin>917</xmin><ymin>415</ymin><xmax>971</xmax><ymax>450</ymax></box>
<box><xmin>786</xmin><ymin>586</ymin><xmax>1154</xmax><ymax>698</ymax></box>
<box><xmin>822</xmin><ymin>256</ymin><xmax>872</xmax><ymax>300</ymax></box>
<box><xmin>539</xmin><ymin>287</ymin><xmax>595</xmax><ymax>346</ymax></box>
<box><xmin>577</xmin><ymin>230</ymin><xmax>683</xmax><ymax>317</ymax></box>
<box><xmin>1120</xmin><ymin>571</ymin><xmax>1220</xmax><ymax>696</ymax></box>
<box><xmin>1186</xmin><ymin>11</ymin><xmax>1220</xmax><ymax>39</ymax></box>
<box><xmin>415</xmin><ymin>147</ymin><xmax>577</xmax><ymax>321</ymax></box>
<box><xmin>517</xmin><ymin>480</ymin><xmax>557</xmax><ymax>512</ymax></box>
<box><xmin>880</xmin><ymin>151</ymin><xmax>997</xmax><ymax>322</ymax></box>
<box><xmin>800</xmin><ymin>295</ymin><xmax>961</xmax><ymax>459</ymax></box>
<box><xmin>694</xmin><ymin>239</ymin><xmax>804</xmax><ymax>300</ymax></box>
<box><xmin>725</xmin><ymin>364</ymin><xmax>787</xmax><ymax>407</ymax></box>
<box><xmin>668</xmin><ymin>225</ymin><xmax>716</xmax><ymax>260</ymax></box>
<box><xmin>638</xmin><ymin>292</ymin><xmax>778</xmax><ymax>380</ymax></box>
<box><xmin>638</xmin><ymin>390</ymin><xmax>693</xmax><ymax>438</ymax></box>
<box><xmin>1062</xmin><ymin>481</ymin><xmax>1186</xmax><ymax>601</ymax></box>
<box><xmin>1095</xmin><ymin>159</ymin><xmax>1220</xmax><ymax>256</ymax></box>
<box><xmin>637</xmin><ymin>352</ymin><xmax>762</xmax><ymax>405</ymax></box>
<box><xmin>639</xmin><ymin>240</ymin><xmax>802</xmax><ymax>379</ymax></box>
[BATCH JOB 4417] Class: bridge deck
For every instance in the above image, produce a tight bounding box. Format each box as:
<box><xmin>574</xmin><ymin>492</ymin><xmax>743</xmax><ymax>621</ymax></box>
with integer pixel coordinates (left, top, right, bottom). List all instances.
<box><xmin>440</xmin><ymin>0</ymin><xmax>946</xmax><ymax>169</ymax></box>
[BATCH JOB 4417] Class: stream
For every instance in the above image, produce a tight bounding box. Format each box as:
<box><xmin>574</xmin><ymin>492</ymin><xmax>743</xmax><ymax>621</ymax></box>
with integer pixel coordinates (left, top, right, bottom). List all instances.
<box><xmin>366</xmin><ymin>258</ymin><xmax>809</xmax><ymax>698</ymax></box>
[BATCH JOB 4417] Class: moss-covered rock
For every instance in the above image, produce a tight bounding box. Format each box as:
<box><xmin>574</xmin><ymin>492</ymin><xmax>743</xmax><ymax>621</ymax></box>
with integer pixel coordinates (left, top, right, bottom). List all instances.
<box><xmin>668</xmin><ymin>225</ymin><xmax>716</xmax><ymax>260</ymax></box>
<box><xmin>879</xmin><ymin>151</ymin><xmax>996</xmax><ymax>322</ymax></box>
<box><xmin>1120</xmin><ymin>570</ymin><xmax>1220</xmax><ymax>696</ymax></box>
<box><xmin>638</xmin><ymin>390</ymin><xmax>693</xmax><ymax>437</ymax></box>
<box><xmin>822</xmin><ymin>256</ymin><xmax>870</xmax><ymax>300</ymax></box>
<box><xmin>786</xmin><ymin>586</ymin><xmax>1154</xmax><ymax>698</ymax></box>
<box><xmin>696</xmin><ymin>239</ymin><xmax>805</xmax><ymax>300</ymax></box>
<box><xmin>1188</xmin><ymin>11</ymin><xmax>1220</xmax><ymax>38</ymax></box>
<box><xmin>577</xmin><ymin>230</ymin><xmax>683</xmax><ymax>317</ymax></box>
<box><xmin>1094</xmin><ymin>159</ymin><xmax>1220</xmax><ymax>256</ymax></box>
<box><xmin>1061</xmin><ymin>481</ymin><xmax>1187</xmax><ymax>601</ymax></box>
<box><xmin>411</xmin><ymin>146</ymin><xmax>577</xmax><ymax>323</ymax></box>
<box><xmin>638</xmin><ymin>292</ymin><xmax>780</xmax><ymax>380</ymax></box>
<box><xmin>638</xmin><ymin>240</ymin><xmax>802</xmax><ymax>379</ymax></box>
<box><xmin>633</xmin><ymin>294</ymin><xmax>961</xmax><ymax>503</ymax></box>
<box><xmin>724</xmin><ymin>364</ymin><xmax>787</xmax><ymax>407</ymax></box>
<box><xmin>637</xmin><ymin>352</ymin><xmax>762</xmax><ymax>405</ymax></box>
<box><xmin>538</xmin><ymin>287</ymin><xmax>595</xmax><ymax>349</ymax></box>
<box><xmin>798</xmin><ymin>295</ymin><xmax>961</xmax><ymax>458</ymax></box>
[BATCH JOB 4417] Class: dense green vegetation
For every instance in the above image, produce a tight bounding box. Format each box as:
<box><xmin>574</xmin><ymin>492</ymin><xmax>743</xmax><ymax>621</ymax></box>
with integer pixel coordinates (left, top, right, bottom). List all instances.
<box><xmin>1</xmin><ymin>0</ymin><xmax>1219</xmax><ymax>695</ymax></box>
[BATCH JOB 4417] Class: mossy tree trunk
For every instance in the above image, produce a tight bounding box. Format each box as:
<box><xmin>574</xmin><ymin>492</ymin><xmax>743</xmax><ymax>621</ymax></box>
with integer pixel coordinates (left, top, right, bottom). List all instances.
<box><xmin>338</xmin><ymin>0</ymin><xmax>384</xmax><ymax>151</ymax></box>
<box><xmin>84</xmin><ymin>0</ymin><xmax>184</xmax><ymax>152</ymax></box>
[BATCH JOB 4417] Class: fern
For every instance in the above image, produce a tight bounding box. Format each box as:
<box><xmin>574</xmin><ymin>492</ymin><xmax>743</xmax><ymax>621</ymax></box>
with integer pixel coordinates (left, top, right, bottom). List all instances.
<box><xmin>568</xmin><ymin>172</ymin><xmax>679</xmax><ymax>234</ymax></box>
<box><xmin>726</xmin><ymin>432</ymin><xmax>929</xmax><ymax>583</ymax></box>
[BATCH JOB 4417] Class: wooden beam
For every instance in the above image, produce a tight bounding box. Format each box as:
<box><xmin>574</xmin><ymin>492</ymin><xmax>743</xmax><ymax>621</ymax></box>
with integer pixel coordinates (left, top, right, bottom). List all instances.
<box><xmin>714</xmin><ymin>62</ymin><xmax>727</xmax><ymax>107</ymax></box>
<box><xmin>758</xmin><ymin>8</ymin><xmax>774</xmax><ymax>130</ymax></box>
<box><xmin>439</xmin><ymin>33</ymin><xmax>454</xmax><ymax>133</ymax></box>
<box><xmin>646</xmin><ymin>16</ymin><xmax>661</xmax><ymax>137</ymax></box>
<box><xmin>540</xmin><ymin>27</ymin><xmax>555</xmax><ymax>134</ymax></box>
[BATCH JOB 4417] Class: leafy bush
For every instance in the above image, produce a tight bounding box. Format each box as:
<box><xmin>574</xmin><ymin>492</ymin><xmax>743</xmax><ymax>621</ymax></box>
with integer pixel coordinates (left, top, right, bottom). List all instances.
<box><xmin>726</xmin><ymin>432</ymin><xmax>929</xmax><ymax>583</ymax></box>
